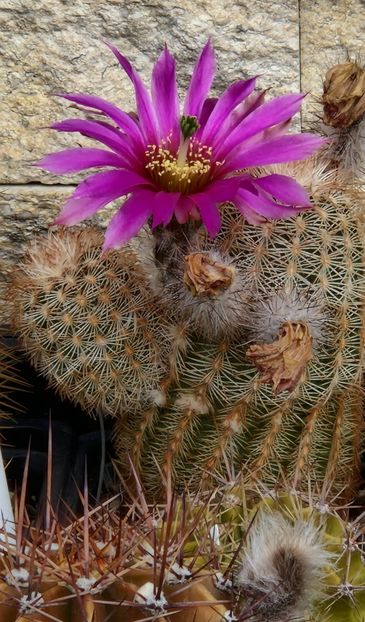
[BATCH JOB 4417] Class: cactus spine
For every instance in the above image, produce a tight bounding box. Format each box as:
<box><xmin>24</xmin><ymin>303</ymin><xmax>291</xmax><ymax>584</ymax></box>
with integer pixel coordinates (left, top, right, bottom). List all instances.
<box><xmin>0</xmin><ymin>340</ymin><xmax>28</xmax><ymax>416</ymax></box>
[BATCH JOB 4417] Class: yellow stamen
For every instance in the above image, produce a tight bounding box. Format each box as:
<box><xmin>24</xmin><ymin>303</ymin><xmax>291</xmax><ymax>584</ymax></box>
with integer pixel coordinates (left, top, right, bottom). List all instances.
<box><xmin>145</xmin><ymin>138</ymin><xmax>218</xmax><ymax>194</ymax></box>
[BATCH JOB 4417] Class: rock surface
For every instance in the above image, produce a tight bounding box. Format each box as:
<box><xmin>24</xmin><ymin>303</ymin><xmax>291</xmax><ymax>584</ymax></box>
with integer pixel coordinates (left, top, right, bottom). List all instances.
<box><xmin>1</xmin><ymin>0</ymin><xmax>300</xmax><ymax>185</ymax></box>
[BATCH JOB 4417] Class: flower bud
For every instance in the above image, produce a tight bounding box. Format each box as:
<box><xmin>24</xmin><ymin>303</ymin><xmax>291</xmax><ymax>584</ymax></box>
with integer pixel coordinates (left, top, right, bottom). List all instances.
<box><xmin>322</xmin><ymin>61</ymin><xmax>365</xmax><ymax>128</ymax></box>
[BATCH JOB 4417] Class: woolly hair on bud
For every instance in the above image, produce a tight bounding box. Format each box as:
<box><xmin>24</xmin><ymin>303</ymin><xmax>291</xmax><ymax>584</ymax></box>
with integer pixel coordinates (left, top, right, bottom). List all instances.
<box><xmin>237</xmin><ymin>512</ymin><xmax>328</xmax><ymax>621</ymax></box>
<box><xmin>10</xmin><ymin>228</ymin><xmax>175</xmax><ymax>418</ymax></box>
<box><xmin>116</xmin><ymin>157</ymin><xmax>365</xmax><ymax>498</ymax></box>
<box><xmin>140</xmin><ymin>220</ymin><xmax>250</xmax><ymax>340</ymax></box>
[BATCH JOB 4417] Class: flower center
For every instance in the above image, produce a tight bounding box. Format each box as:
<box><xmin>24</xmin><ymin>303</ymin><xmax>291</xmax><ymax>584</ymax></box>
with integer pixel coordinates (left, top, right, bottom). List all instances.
<box><xmin>145</xmin><ymin>139</ymin><xmax>213</xmax><ymax>194</ymax></box>
<box><xmin>145</xmin><ymin>115</ymin><xmax>216</xmax><ymax>194</ymax></box>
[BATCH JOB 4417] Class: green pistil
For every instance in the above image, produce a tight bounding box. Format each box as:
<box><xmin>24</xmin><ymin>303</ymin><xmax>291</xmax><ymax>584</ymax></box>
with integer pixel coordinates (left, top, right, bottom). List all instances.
<box><xmin>180</xmin><ymin>115</ymin><xmax>200</xmax><ymax>140</ymax></box>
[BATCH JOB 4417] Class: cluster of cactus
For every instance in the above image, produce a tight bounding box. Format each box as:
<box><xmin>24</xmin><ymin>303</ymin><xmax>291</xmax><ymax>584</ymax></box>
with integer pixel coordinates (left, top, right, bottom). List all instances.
<box><xmin>1</xmin><ymin>462</ymin><xmax>364</xmax><ymax>622</ymax></box>
<box><xmin>9</xmin><ymin>156</ymin><xmax>365</xmax><ymax>497</ymax></box>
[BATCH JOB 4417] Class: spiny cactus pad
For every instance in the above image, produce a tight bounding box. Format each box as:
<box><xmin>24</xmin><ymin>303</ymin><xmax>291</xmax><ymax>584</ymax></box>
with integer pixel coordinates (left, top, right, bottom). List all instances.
<box><xmin>11</xmin><ymin>228</ymin><xmax>173</xmax><ymax>417</ymax></box>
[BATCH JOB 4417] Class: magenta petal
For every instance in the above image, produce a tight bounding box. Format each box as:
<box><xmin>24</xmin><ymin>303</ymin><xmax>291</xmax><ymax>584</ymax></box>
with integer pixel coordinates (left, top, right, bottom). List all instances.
<box><xmin>183</xmin><ymin>39</ymin><xmax>216</xmax><ymax>119</ymax></box>
<box><xmin>191</xmin><ymin>194</ymin><xmax>221</xmax><ymax>237</ymax></box>
<box><xmin>226</xmin><ymin>134</ymin><xmax>326</xmax><ymax>170</ymax></box>
<box><xmin>204</xmin><ymin>177</ymin><xmax>242</xmax><ymax>202</ymax></box>
<box><xmin>51</xmin><ymin>119</ymin><xmax>132</xmax><ymax>157</ymax></box>
<box><xmin>151</xmin><ymin>46</ymin><xmax>180</xmax><ymax>146</ymax></box>
<box><xmin>37</xmin><ymin>148</ymin><xmax>126</xmax><ymax>174</ymax></box>
<box><xmin>103</xmin><ymin>190</ymin><xmax>154</xmax><ymax>250</ymax></box>
<box><xmin>56</xmin><ymin>93</ymin><xmax>144</xmax><ymax>148</ymax></box>
<box><xmin>234</xmin><ymin>198</ymin><xmax>267</xmax><ymax>225</ymax></box>
<box><xmin>218</xmin><ymin>93</ymin><xmax>305</xmax><ymax>160</ymax></box>
<box><xmin>198</xmin><ymin>98</ymin><xmax>218</xmax><ymax>130</ymax></box>
<box><xmin>106</xmin><ymin>43</ymin><xmax>159</xmax><ymax>144</ymax></box>
<box><xmin>229</xmin><ymin>90</ymin><xmax>267</xmax><ymax>129</ymax></box>
<box><xmin>175</xmin><ymin>196</ymin><xmax>197</xmax><ymax>223</ymax></box>
<box><xmin>55</xmin><ymin>170</ymin><xmax>151</xmax><ymax>225</ymax></box>
<box><xmin>152</xmin><ymin>191</ymin><xmax>180</xmax><ymax>228</ymax></box>
<box><xmin>253</xmin><ymin>174</ymin><xmax>311</xmax><ymax>206</ymax></box>
<box><xmin>235</xmin><ymin>185</ymin><xmax>305</xmax><ymax>220</ymax></box>
<box><xmin>200</xmin><ymin>77</ymin><xmax>257</xmax><ymax>146</ymax></box>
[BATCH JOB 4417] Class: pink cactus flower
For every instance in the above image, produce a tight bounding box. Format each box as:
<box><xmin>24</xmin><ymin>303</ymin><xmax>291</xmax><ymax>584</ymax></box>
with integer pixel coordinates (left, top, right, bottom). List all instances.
<box><xmin>39</xmin><ymin>40</ymin><xmax>324</xmax><ymax>250</ymax></box>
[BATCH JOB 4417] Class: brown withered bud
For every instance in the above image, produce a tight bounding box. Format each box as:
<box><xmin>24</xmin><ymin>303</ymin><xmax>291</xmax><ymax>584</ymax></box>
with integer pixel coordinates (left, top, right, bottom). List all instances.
<box><xmin>246</xmin><ymin>321</ymin><xmax>313</xmax><ymax>394</ymax></box>
<box><xmin>183</xmin><ymin>252</ymin><xmax>235</xmax><ymax>297</ymax></box>
<box><xmin>322</xmin><ymin>61</ymin><xmax>365</xmax><ymax>128</ymax></box>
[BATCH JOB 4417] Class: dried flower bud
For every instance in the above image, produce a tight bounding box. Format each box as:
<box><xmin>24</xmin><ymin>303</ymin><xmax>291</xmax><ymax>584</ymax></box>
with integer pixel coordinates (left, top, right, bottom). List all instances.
<box><xmin>184</xmin><ymin>252</ymin><xmax>235</xmax><ymax>297</ymax></box>
<box><xmin>322</xmin><ymin>61</ymin><xmax>365</xmax><ymax>128</ymax></box>
<box><xmin>246</xmin><ymin>321</ymin><xmax>313</xmax><ymax>393</ymax></box>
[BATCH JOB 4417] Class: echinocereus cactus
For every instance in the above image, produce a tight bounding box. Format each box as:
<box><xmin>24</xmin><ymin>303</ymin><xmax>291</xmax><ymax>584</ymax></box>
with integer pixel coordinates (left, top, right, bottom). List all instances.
<box><xmin>115</xmin><ymin>158</ymin><xmax>365</xmax><ymax>498</ymax></box>
<box><xmin>10</xmin><ymin>228</ymin><xmax>174</xmax><ymax>417</ymax></box>
<box><xmin>38</xmin><ymin>40</ymin><xmax>324</xmax><ymax>249</ymax></box>
<box><xmin>10</xmin><ymin>43</ymin><xmax>364</xmax><ymax>497</ymax></box>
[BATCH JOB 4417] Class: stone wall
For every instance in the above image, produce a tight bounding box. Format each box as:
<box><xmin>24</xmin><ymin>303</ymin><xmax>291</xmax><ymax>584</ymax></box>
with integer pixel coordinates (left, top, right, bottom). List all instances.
<box><xmin>1</xmin><ymin>0</ymin><xmax>364</xmax><ymax>326</ymax></box>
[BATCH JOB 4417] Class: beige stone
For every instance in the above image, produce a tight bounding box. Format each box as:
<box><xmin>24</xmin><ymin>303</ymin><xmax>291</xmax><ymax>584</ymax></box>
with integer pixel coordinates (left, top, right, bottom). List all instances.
<box><xmin>300</xmin><ymin>0</ymin><xmax>365</xmax><ymax>128</ymax></box>
<box><xmin>0</xmin><ymin>0</ymin><xmax>300</xmax><ymax>185</ymax></box>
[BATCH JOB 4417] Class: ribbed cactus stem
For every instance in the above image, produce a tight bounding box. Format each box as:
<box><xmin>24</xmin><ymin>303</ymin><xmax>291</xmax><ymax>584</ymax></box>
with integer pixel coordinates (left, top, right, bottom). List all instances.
<box><xmin>116</xmin><ymin>158</ymin><xmax>365</xmax><ymax>499</ymax></box>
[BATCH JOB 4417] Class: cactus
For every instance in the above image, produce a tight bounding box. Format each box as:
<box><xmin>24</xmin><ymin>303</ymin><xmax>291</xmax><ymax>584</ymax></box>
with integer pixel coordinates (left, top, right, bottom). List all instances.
<box><xmin>1</xmin><ymin>455</ymin><xmax>364</xmax><ymax>622</ymax></box>
<box><xmin>10</xmin><ymin>228</ymin><xmax>174</xmax><ymax>417</ymax></box>
<box><xmin>115</xmin><ymin>158</ymin><xmax>365</xmax><ymax>497</ymax></box>
<box><xmin>230</xmin><ymin>483</ymin><xmax>365</xmax><ymax>622</ymax></box>
<box><xmin>9</xmin><ymin>157</ymin><xmax>365</xmax><ymax>495</ymax></box>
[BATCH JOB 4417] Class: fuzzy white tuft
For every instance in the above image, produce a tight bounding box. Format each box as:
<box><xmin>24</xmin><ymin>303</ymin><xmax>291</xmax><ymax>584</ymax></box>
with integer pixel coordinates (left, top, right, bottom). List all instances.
<box><xmin>5</xmin><ymin>567</ymin><xmax>29</xmax><ymax>586</ymax></box>
<box><xmin>175</xmin><ymin>392</ymin><xmax>210</xmax><ymax>415</ymax></box>
<box><xmin>148</xmin><ymin>388</ymin><xmax>167</xmax><ymax>407</ymax></box>
<box><xmin>237</xmin><ymin>512</ymin><xmax>329</xmax><ymax>621</ymax></box>
<box><xmin>19</xmin><ymin>592</ymin><xmax>44</xmax><ymax>614</ymax></box>
<box><xmin>166</xmin><ymin>562</ymin><xmax>192</xmax><ymax>584</ymax></box>
<box><xmin>247</xmin><ymin>287</ymin><xmax>327</xmax><ymax>348</ymax></box>
<box><xmin>76</xmin><ymin>575</ymin><xmax>98</xmax><ymax>592</ymax></box>
<box><xmin>215</xmin><ymin>571</ymin><xmax>233</xmax><ymax>592</ymax></box>
<box><xmin>134</xmin><ymin>581</ymin><xmax>168</xmax><ymax>613</ymax></box>
<box><xmin>95</xmin><ymin>540</ymin><xmax>117</xmax><ymax>558</ymax></box>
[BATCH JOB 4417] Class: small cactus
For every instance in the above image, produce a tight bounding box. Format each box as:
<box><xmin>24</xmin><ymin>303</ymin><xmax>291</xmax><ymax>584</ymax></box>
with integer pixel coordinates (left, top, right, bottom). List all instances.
<box><xmin>10</xmin><ymin>228</ymin><xmax>174</xmax><ymax>417</ymax></box>
<box><xmin>1</xmin><ymin>459</ymin><xmax>364</xmax><ymax>622</ymax></box>
<box><xmin>115</xmin><ymin>158</ymin><xmax>365</xmax><ymax>497</ymax></box>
